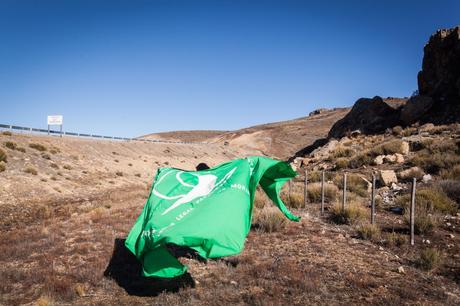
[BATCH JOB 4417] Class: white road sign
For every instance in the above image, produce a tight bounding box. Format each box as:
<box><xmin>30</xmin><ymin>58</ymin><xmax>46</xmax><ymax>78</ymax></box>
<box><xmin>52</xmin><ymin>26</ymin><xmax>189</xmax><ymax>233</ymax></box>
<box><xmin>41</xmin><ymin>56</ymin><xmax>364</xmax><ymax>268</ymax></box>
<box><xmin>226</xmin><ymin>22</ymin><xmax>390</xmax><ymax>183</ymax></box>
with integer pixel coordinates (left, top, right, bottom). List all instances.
<box><xmin>47</xmin><ymin>115</ymin><xmax>63</xmax><ymax>125</ymax></box>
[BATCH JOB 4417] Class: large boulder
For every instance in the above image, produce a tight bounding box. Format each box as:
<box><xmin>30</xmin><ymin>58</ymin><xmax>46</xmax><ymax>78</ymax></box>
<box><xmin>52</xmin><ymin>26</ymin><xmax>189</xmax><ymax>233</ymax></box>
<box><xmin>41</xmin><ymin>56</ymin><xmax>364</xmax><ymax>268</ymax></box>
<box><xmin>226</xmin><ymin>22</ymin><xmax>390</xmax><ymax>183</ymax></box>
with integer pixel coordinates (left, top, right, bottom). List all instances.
<box><xmin>328</xmin><ymin>96</ymin><xmax>405</xmax><ymax>139</ymax></box>
<box><xmin>378</xmin><ymin>170</ymin><xmax>398</xmax><ymax>186</ymax></box>
<box><xmin>417</xmin><ymin>26</ymin><xmax>460</xmax><ymax>124</ymax></box>
<box><xmin>400</xmin><ymin>95</ymin><xmax>434</xmax><ymax>125</ymax></box>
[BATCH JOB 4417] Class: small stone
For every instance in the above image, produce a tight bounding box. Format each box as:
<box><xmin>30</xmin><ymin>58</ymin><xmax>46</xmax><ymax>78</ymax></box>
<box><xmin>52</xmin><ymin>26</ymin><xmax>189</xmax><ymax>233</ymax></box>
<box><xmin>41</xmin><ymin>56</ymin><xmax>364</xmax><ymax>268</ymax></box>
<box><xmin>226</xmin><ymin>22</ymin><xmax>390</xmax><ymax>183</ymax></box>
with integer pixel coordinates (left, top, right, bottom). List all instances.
<box><xmin>448</xmin><ymin>234</ymin><xmax>455</xmax><ymax>239</ymax></box>
<box><xmin>422</xmin><ymin>174</ymin><xmax>432</xmax><ymax>183</ymax></box>
<box><xmin>230</xmin><ymin>281</ymin><xmax>238</xmax><ymax>286</ymax></box>
<box><xmin>379</xmin><ymin>246</ymin><xmax>384</xmax><ymax>251</ymax></box>
<box><xmin>374</xmin><ymin>155</ymin><xmax>384</xmax><ymax>165</ymax></box>
<box><xmin>397</xmin><ymin>266</ymin><xmax>405</xmax><ymax>274</ymax></box>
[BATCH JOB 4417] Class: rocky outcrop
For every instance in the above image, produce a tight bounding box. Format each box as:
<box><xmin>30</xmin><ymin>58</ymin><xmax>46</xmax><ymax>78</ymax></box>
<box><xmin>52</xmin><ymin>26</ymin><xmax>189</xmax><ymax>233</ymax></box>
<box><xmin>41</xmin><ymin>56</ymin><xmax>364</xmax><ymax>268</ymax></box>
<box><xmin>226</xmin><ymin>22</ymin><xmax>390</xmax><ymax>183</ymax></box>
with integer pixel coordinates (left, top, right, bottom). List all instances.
<box><xmin>328</xmin><ymin>96</ymin><xmax>405</xmax><ymax>139</ymax></box>
<box><xmin>415</xmin><ymin>26</ymin><xmax>460</xmax><ymax>124</ymax></box>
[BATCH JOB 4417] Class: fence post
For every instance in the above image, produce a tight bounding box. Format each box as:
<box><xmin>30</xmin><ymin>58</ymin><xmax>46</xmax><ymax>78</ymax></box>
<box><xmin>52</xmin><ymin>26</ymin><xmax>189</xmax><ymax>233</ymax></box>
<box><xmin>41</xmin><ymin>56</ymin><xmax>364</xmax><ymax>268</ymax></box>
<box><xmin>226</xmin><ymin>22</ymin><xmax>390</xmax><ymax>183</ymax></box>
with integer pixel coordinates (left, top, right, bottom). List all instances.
<box><xmin>410</xmin><ymin>177</ymin><xmax>416</xmax><ymax>246</ymax></box>
<box><xmin>321</xmin><ymin>170</ymin><xmax>325</xmax><ymax>215</ymax></box>
<box><xmin>304</xmin><ymin>169</ymin><xmax>308</xmax><ymax>208</ymax></box>
<box><xmin>371</xmin><ymin>174</ymin><xmax>376</xmax><ymax>224</ymax></box>
<box><xmin>342</xmin><ymin>172</ymin><xmax>347</xmax><ymax>211</ymax></box>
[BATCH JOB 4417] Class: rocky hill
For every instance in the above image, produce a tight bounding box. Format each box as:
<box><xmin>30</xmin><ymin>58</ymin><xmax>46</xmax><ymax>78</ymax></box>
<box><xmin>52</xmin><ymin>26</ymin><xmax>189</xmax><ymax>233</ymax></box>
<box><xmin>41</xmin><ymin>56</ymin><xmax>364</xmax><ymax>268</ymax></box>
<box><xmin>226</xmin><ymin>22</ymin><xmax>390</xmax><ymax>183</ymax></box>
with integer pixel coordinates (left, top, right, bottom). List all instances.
<box><xmin>142</xmin><ymin>108</ymin><xmax>349</xmax><ymax>159</ymax></box>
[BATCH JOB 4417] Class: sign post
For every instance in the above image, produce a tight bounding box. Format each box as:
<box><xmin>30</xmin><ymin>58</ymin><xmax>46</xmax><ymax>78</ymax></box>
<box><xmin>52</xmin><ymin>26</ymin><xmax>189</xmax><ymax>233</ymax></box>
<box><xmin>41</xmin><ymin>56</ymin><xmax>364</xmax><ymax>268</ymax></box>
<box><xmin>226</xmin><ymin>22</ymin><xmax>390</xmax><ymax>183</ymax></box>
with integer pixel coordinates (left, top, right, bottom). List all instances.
<box><xmin>47</xmin><ymin>115</ymin><xmax>63</xmax><ymax>137</ymax></box>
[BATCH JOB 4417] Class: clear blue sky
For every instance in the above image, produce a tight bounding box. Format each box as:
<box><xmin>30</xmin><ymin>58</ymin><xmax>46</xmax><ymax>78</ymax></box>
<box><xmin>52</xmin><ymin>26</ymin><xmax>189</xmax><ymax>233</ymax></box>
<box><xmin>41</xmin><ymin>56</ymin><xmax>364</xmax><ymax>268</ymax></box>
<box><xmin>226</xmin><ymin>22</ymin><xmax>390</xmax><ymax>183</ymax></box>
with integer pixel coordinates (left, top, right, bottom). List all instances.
<box><xmin>0</xmin><ymin>0</ymin><xmax>458</xmax><ymax>137</ymax></box>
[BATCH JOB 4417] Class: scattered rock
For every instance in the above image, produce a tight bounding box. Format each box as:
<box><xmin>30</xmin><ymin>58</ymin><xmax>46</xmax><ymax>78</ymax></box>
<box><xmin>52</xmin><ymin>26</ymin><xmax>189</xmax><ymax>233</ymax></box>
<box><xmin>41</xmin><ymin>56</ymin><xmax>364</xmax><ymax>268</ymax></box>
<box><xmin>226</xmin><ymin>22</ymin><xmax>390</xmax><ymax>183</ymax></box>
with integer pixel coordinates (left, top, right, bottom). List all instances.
<box><xmin>422</xmin><ymin>174</ymin><xmax>432</xmax><ymax>183</ymax></box>
<box><xmin>448</xmin><ymin>234</ymin><xmax>455</xmax><ymax>239</ymax></box>
<box><xmin>230</xmin><ymin>281</ymin><xmax>238</xmax><ymax>286</ymax></box>
<box><xmin>391</xmin><ymin>183</ymin><xmax>403</xmax><ymax>191</ymax></box>
<box><xmin>399</xmin><ymin>167</ymin><xmax>424</xmax><ymax>181</ymax></box>
<box><xmin>309</xmin><ymin>108</ymin><xmax>329</xmax><ymax>116</ymax></box>
<box><xmin>384</xmin><ymin>155</ymin><xmax>397</xmax><ymax>163</ymax></box>
<box><xmin>394</xmin><ymin>153</ymin><xmax>404</xmax><ymax>164</ymax></box>
<box><xmin>374</xmin><ymin>155</ymin><xmax>384</xmax><ymax>165</ymax></box>
<box><xmin>400</xmin><ymin>141</ymin><xmax>410</xmax><ymax>155</ymax></box>
<box><xmin>379</xmin><ymin>170</ymin><xmax>398</xmax><ymax>186</ymax></box>
<box><xmin>328</xmin><ymin>96</ymin><xmax>406</xmax><ymax>139</ymax></box>
<box><xmin>397</xmin><ymin>266</ymin><xmax>405</xmax><ymax>274</ymax></box>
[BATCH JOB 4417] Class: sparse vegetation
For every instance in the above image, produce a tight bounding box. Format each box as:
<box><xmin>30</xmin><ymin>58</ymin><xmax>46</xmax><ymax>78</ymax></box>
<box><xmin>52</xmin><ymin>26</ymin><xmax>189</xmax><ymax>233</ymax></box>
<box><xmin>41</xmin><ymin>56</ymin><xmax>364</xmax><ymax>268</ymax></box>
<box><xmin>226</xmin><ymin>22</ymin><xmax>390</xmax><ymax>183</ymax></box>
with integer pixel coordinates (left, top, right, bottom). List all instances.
<box><xmin>115</xmin><ymin>171</ymin><xmax>123</xmax><ymax>177</ymax></box>
<box><xmin>4</xmin><ymin>141</ymin><xmax>17</xmax><ymax>150</ymax></box>
<box><xmin>392</xmin><ymin>126</ymin><xmax>403</xmax><ymax>136</ymax></box>
<box><xmin>356</xmin><ymin>223</ymin><xmax>381</xmax><ymax>242</ymax></box>
<box><xmin>253</xmin><ymin>207</ymin><xmax>287</xmax><ymax>232</ymax></box>
<box><xmin>24</xmin><ymin>167</ymin><xmax>38</xmax><ymax>175</ymax></box>
<box><xmin>2</xmin><ymin>131</ymin><xmax>12</xmax><ymax>136</ymax></box>
<box><xmin>334</xmin><ymin>174</ymin><xmax>368</xmax><ymax>197</ymax></box>
<box><xmin>329</xmin><ymin>202</ymin><xmax>366</xmax><ymax>225</ymax></box>
<box><xmin>332</xmin><ymin>146</ymin><xmax>354</xmax><ymax>158</ymax></box>
<box><xmin>440</xmin><ymin>164</ymin><xmax>460</xmax><ymax>181</ymax></box>
<box><xmin>63</xmin><ymin>164</ymin><xmax>72</xmax><ymax>170</ymax></box>
<box><xmin>417</xmin><ymin>248</ymin><xmax>441</xmax><ymax>271</ymax></box>
<box><xmin>306</xmin><ymin>183</ymin><xmax>338</xmax><ymax>203</ymax></box>
<box><xmin>0</xmin><ymin>148</ymin><xmax>6</xmax><ymax>163</ymax></box>
<box><xmin>16</xmin><ymin>147</ymin><xmax>26</xmax><ymax>153</ymax></box>
<box><xmin>348</xmin><ymin>153</ymin><xmax>373</xmax><ymax>169</ymax></box>
<box><xmin>399</xmin><ymin>167</ymin><xmax>425</xmax><ymax>182</ymax></box>
<box><xmin>369</xmin><ymin>140</ymin><xmax>407</xmax><ymax>157</ymax></box>
<box><xmin>50</xmin><ymin>163</ymin><xmax>59</xmax><ymax>169</ymax></box>
<box><xmin>29</xmin><ymin>143</ymin><xmax>47</xmax><ymax>152</ymax></box>
<box><xmin>437</xmin><ymin>180</ymin><xmax>460</xmax><ymax>204</ymax></box>
<box><xmin>384</xmin><ymin>231</ymin><xmax>407</xmax><ymax>247</ymax></box>
<box><xmin>41</xmin><ymin>153</ymin><xmax>51</xmax><ymax>160</ymax></box>
<box><xmin>396</xmin><ymin>188</ymin><xmax>457</xmax><ymax>215</ymax></box>
<box><xmin>335</xmin><ymin>158</ymin><xmax>349</xmax><ymax>169</ymax></box>
<box><xmin>135</xmin><ymin>173</ymin><xmax>141</xmax><ymax>177</ymax></box>
<box><xmin>288</xmin><ymin>192</ymin><xmax>304</xmax><ymax>208</ymax></box>
<box><xmin>0</xmin><ymin>161</ymin><xmax>5</xmax><ymax>172</ymax></box>
<box><xmin>410</xmin><ymin>139</ymin><xmax>460</xmax><ymax>174</ymax></box>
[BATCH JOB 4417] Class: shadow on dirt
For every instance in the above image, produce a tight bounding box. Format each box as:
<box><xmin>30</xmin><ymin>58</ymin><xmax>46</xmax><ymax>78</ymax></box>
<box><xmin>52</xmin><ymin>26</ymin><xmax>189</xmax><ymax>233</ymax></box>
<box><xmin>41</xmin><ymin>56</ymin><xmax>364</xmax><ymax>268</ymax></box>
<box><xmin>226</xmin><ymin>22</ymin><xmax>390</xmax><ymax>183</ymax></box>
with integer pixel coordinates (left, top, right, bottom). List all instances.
<box><xmin>104</xmin><ymin>238</ymin><xmax>195</xmax><ymax>296</ymax></box>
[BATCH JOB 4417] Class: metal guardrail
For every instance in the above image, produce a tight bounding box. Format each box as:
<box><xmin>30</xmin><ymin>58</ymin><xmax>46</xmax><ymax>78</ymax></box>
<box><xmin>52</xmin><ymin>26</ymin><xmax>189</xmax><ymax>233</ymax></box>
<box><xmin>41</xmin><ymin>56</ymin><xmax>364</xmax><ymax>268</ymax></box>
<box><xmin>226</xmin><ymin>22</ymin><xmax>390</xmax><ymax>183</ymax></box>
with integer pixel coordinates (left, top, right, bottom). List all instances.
<box><xmin>0</xmin><ymin>123</ymin><xmax>207</xmax><ymax>145</ymax></box>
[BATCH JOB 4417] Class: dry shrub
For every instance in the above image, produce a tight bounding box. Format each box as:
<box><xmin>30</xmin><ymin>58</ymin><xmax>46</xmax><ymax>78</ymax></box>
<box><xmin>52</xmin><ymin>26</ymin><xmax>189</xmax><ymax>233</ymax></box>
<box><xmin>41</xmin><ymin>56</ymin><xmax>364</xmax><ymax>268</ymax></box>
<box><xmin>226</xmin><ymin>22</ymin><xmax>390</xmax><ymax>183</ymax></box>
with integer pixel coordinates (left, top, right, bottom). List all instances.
<box><xmin>418</xmin><ymin>248</ymin><xmax>441</xmax><ymax>270</ymax></box>
<box><xmin>24</xmin><ymin>166</ymin><xmax>38</xmax><ymax>175</ymax></box>
<box><xmin>334</xmin><ymin>174</ymin><xmax>368</xmax><ymax>197</ymax></box>
<box><xmin>115</xmin><ymin>171</ymin><xmax>123</xmax><ymax>177</ymax></box>
<box><xmin>348</xmin><ymin>153</ymin><xmax>373</xmax><ymax>169</ymax></box>
<box><xmin>29</xmin><ymin>143</ymin><xmax>47</xmax><ymax>151</ymax></box>
<box><xmin>329</xmin><ymin>202</ymin><xmax>366</xmax><ymax>225</ymax></box>
<box><xmin>50</xmin><ymin>163</ymin><xmax>59</xmax><ymax>169</ymax></box>
<box><xmin>399</xmin><ymin>167</ymin><xmax>425</xmax><ymax>182</ymax></box>
<box><xmin>308</xmin><ymin>171</ymin><xmax>335</xmax><ymax>182</ymax></box>
<box><xmin>252</xmin><ymin>207</ymin><xmax>286</xmax><ymax>233</ymax></box>
<box><xmin>369</xmin><ymin>140</ymin><xmax>407</xmax><ymax>157</ymax></box>
<box><xmin>335</xmin><ymin>158</ymin><xmax>349</xmax><ymax>169</ymax></box>
<box><xmin>332</xmin><ymin>146</ymin><xmax>355</xmax><ymax>158</ymax></box>
<box><xmin>63</xmin><ymin>164</ymin><xmax>72</xmax><ymax>170</ymax></box>
<box><xmin>0</xmin><ymin>161</ymin><xmax>5</xmax><ymax>172</ymax></box>
<box><xmin>356</xmin><ymin>223</ymin><xmax>381</xmax><ymax>242</ymax></box>
<box><xmin>384</xmin><ymin>231</ymin><xmax>407</xmax><ymax>247</ymax></box>
<box><xmin>4</xmin><ymin>141</ymin><xmax>17</xmax><ymax>150</ymax></box>
<box><xmin>135</xmin><ymin>173</ymin><xmax>141</xmax><ymax>177</ymax></box>
<box><xmin>288</xmin><ymin>192</ymin><xmax>304</xmax><ymax>208</ymax></box>
<box><xmin>402</xmin><ymin>127</ymin><xmax>417</xmax><ymax>137</ymax></box>
<box><xmin>50</xmin><ymin>148</ymin><xmax>60</xmax><ymax>154</ymax></box>
<box><xmin>410</xmin><ymin>139</ymin><xmax>460</xmax><ymax>174</ymax></box>
<box><xmin>0</xmin><ymin>148</ymin><xmax>7</xmax><ymax>163</ymax></box>
<box><xmin>396</xmin><ymin>188</ymin><xmax>457</xmax><ymax>215</ymax></box>
<box><xmin>253</xmin><ymin>189</ymin><xmax>268</xmax><ymax>209</ymax></box>
<box><xmin>2</xmin><ymin>131</ymin><xmax>12</xmax><ymax>136</ymax></box>
<box><xmin>16</xmin><ymin>147</ymin><xmax>26</xmax><ymax>153</ymax></box>
<box><xmin>306</xmin><ymin>183</ymin><xmax>337</xmax><ymax>203</ymax></box>
<box><xmin>36</xmin><ymin>295</ymin><xmax>54</xmax><ymax>306</ymax></box>
<box><xmin>440</xmin><ymin>164</ymin><xmax>460</xmax><ymax>181</ymax></box>
<box><xmin>437</xmin><ymin>180</ymin><xmax>460</xmax><ymax>204</ymax></box>
<box><xmin>42</xmin><ymin>153</ymin><xmax>51</xmax><ymax>160</ymax></box>
<box><xmin>392</xmin><ymin>126</ymin><xmax>403</xmax><ymax>136</ymax></box>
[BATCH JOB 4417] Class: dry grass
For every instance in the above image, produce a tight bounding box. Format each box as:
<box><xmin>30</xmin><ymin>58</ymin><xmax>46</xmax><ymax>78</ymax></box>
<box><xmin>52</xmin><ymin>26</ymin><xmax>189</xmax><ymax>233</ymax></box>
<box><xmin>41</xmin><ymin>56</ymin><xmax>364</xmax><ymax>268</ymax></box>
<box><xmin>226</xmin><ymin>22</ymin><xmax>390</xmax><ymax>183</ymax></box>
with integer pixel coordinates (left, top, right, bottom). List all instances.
<box><xmin>4</xmin><ymin>141</ymin><xmax>17</xmax><ymax>150</ymax></box>
<box><xmin>334</xmin><ymin>174</ymin><xmax>368</xmax><ymax>197</ymax></box>
<box><xmin>2</xmin><ymin>131</ymin><xmax>12</xmax><ymax>136</ymax></box>
<box><xmin>24</xmin><ymin>167</ymin><xmax>38</xmax><ymax>175</ymax></box>
<box><xmin>332</xmin><ymin>146</ymin><xmax>355</xmax><ymax>158</ymax></box>
<box><xmin>348</xmin><ymin>154</ymin><xmax>374</xmax><ymax>169</ymax></box>
<box><xmin>0</xmin><ymin>161</ymin><xmax>5</xmax><ymax>173</ymax></box>
<box><xmin>410</xmin><ymin>139</ymin><xmax>460</xmax><ymax>174</ymax></box>
<box><xmin>306</xmin><ymin>183</ymin><xmax>338</xmax><ymax>203</ymax></box>
<box><xmin>417</xmin><ymin>248</ymin><xmax>441</xmax><ymax>271</ymax></box>
<box><xmin>440</xmin><ymin>164</ymin><xmax>460</xmax><ymax>181</ymax></box>
<box><xmin>329</xmin><ymin>202</ymin><xmax>366</xmax><ymax>225</ymax></box>
<box><xmin>288</xmin><ymin>192</ymin><xmax>304</xmax><ymax>208</ymax></box>
<box><xmin>29</xmin><ymin>143</ymin><xmax>47</xmax><ymax>152</ymax></box>
<box><xmin>369</xmin><ymin>140</ymin><xmax>407</xmax><ymax>157</ymax></box>
<box><xmin>399</xmin><ymin>167</ymin><xmax>425</xmax><ymax>182</ymax></box>
<box><xmin>396</xmin><ymin>188</ymin><xmax>457</xmax><ymax>215</ymax></box>
<box><xmin>0</xmin><ymin>148</ymin><xmax>6</xmax><ymax>163</ymax></box>
<box><xmin>16</xmin><ymin>147</ymin><xmax>26</xmax><ymax>153</ymax></box>
<box><xmin>252</xmin><ymin>207</ymin><xmax>287</xmax><ymax>232</ymax></box>
<box><xmin>356</xmin><ymin>223</ymin><xmax>381</xmax><ymax>242</ymax></box>
<box><xmin>437</xmin><ymin>180</ymin><xmax>460</xmax><ymax>204</ymax></box>
<box><xmin>392</xmin><ymin>126</ymin><xmax>403</xmax><ymax>136</ymax></box>
<box><xmin>383</xmin><ymin>231</ymin><xmax>407</xmax><ymax>247</ymax></box>
<box><xmin>335</xmin><ymin>158</ymin><xmax>349</xmax><ymax>169</ymax></box>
